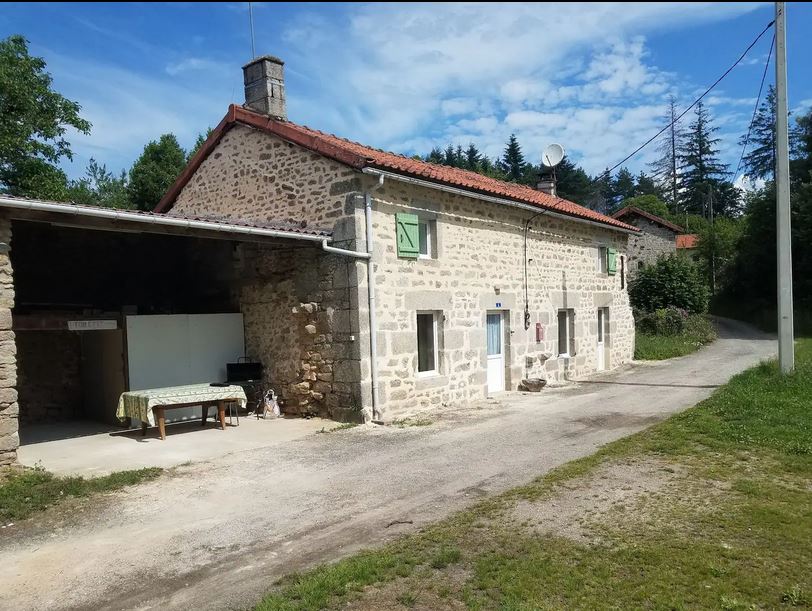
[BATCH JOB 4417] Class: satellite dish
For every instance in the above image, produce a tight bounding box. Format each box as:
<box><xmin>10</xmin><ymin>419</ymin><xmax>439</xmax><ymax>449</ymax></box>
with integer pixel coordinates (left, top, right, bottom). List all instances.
<box><xmin>542</xmin><ymin>143</ymin><xmax>565</xmax><ymax>168</ymax></box>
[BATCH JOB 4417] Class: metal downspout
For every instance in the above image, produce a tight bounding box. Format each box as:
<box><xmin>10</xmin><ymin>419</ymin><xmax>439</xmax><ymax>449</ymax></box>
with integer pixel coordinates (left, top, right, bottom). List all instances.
<box><xmin>318</xmin><ymin>173</ymin><xmax>383</xmax><ymax>422</ymax></box>
<box><xmin>366</xmin><ymin>175</ymin><xmax>385</xmax><ymax>422</ymax></box>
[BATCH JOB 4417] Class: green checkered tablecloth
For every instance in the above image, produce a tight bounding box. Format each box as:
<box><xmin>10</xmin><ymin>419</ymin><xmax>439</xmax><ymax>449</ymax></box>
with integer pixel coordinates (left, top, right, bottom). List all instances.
<box><xmin>116</xmin><ymin>383</ymin><xmax>247</xmax><ymax>426</ymax></box>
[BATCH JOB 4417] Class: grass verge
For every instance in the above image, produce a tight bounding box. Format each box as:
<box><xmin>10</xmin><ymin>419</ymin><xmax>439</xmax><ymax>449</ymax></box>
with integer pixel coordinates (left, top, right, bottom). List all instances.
<box><xmin>255</xmin><ymin>339</ymin><xmax>811</xmax><ymax>610</ymax></box>
<box><xmin>0</xmin><ymin>466</ymin><xmax>162</xmax><ymax>522</ymax></box>
<box><xmin>635</xmin><ymin>314</ymin><xmax>717</xmax><ymax>360</ymax></box>
<box><xmin>317</xmin><ymin>423</ymin><xmax>359</xmax><ymax>434</ymax></box>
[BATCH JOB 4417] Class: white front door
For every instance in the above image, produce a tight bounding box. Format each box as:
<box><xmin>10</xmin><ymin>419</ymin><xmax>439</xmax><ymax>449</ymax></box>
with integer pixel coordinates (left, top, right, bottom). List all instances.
<box><xmin>596</xmin><ymin>308</ymin><xmax>607</xmax><ymax>371</ymax></box>
<box><xmin>486</xmin><ymin>312</ymin><xmax>505</xmax><ymax>393</ymax></box>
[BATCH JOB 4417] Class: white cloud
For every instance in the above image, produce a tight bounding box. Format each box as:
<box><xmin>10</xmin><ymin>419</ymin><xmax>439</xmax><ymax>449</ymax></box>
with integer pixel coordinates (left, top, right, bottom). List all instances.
<box><xmin>43</xmin><ymin>2</ymin><xmax>769</xmax><ymax>180</ymax></box>
<box><xmin>165</xmin><ymin>57</ymin><xmax>230</xmax><ymax>77</ymax></box>
<box><xmin>42</xmin><ymin>52</ymin><xmax>239</xmax><ymax>179</ymax></box>
<box><xmin>280</xmin><ymin>2</ymin><xmax>764</xmax><ymax>174</ymax></box>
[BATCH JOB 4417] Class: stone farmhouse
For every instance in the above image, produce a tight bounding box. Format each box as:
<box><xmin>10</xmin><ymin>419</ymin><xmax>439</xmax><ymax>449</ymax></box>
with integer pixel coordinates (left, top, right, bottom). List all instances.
<box><xmin>0</xmin><ymin>56</ymin><xmax>640</xmax><ymax>465</ymax></box>
<box><xmin>611</xmin><ymin>206</ymin><xmax>684</xmax><ymax>276</ymax></box>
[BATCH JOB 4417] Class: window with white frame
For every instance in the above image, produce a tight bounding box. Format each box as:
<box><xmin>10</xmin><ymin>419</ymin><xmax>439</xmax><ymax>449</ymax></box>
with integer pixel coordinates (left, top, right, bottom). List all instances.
<box><xmin>557</xmin><ymin>309</ymin><xmax>576</xmax><ymax>357</ymax></box>
<box><xmin>417</xmin><ymin>311</ymin><xmax>441</xmax><ymax>375</ymax></box>
<box><xmin>418</xmin><ymin>219</ymin><xmax>435</xmax><ymax>259</ymax></box>
<box><xmin>597</xmin><ymin>246</ymin><xmax>608</xmax><ymax>274</ymax></box>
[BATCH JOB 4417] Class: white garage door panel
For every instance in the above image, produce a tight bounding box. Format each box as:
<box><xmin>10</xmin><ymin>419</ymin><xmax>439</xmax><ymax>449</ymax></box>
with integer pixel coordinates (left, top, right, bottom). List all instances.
<box><xmin>126</xmin><ymin>314</ymin><xmax>245</xmax><ymax>424</ymax></box>
<box><xmin>188</xmin><ymin>314</ymin><xmax>246</xmax><ymax>386</ymax></box>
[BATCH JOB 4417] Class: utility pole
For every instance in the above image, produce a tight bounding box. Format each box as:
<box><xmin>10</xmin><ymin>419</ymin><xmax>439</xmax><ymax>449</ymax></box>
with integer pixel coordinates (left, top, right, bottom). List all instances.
<box><xmin>709</xmin><ymin>184</ymin><xmax>716</xmax><ymax>295</ymax></box>
<box><xmin>775</xmin><ymin>1</ymin><xmax>794</xmax><ymax>373</ymax></box>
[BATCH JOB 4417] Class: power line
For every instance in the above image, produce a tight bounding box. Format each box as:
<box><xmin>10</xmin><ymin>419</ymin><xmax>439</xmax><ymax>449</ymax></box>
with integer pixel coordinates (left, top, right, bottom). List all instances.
<box><xmin>734</xmin><ymin>33</ymin><xmax>776</xmax><ymax>181</ymax></box>
<box><xmin>597</xmin><ymin>19</ymin><xmax>775</xmax><ymax>181</ymax></box>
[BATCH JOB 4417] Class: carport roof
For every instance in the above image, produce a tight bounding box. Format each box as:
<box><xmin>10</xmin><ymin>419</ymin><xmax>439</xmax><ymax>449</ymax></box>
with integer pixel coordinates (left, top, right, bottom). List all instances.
<box><xmin>0</xmin><ymin>195</ymin><xmax>332</xmax><ymax>243</ymax></box>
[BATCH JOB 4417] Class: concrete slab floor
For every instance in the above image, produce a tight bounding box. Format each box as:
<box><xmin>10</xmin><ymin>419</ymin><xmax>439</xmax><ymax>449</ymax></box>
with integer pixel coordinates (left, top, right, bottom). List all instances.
<box><xmin>17</xmin><ymin>416</ymin><xmax>331</xmax><ymax>477</ymax></box>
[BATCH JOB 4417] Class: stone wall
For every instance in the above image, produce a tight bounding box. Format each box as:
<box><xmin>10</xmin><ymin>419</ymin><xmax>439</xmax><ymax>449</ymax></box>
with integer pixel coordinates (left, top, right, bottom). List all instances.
<box><xmin>237</xmin><ymin>244</ymin><xmax>364</xmax><ymax>421</ymax></box>
<box><xmin>171</xmin><ymin>124</ymin><xmax>360</xmax><ymax>230</ymax></box>
<box><xmin>171</xmin><ymin>126</ymin><xmax>368</xmax><ymax>421</ymax></box>
<box><xmin>365</xmin><ymin>177</ymin><xmax>635</xmax><ymax>416</ymax></box>
<box><xmin>169</xmin><ymin>127</ymin><xmax>635</xmax><ymax>422</ymax></box>
<box><xmin>16</xmin><ymin>331</ymin><xmax>83</xmax><ymax>424</ymax></box>
<box><xmin>0</xmin><ymin>216</ymin><xmax>17</xmax><ymax>465</ymax></box>
<box><xmin>625</xmin><ymin>217</ymin><xmax>677</xmax><ymax>277</ymax></box>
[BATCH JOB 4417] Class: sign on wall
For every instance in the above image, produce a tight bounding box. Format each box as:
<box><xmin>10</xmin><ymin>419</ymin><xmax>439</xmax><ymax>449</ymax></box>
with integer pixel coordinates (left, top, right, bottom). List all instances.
<box><xmin>67</xmin><ymin>320</ymin><xmax>118</xmax><ymax>331</ymax></box>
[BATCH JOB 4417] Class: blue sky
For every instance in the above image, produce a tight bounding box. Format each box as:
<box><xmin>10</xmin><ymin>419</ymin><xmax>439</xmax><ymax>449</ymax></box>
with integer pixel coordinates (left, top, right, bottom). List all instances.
<box><xmin>2</xmin><ymin>2</ymin><xmax>811</xmax><ymax>183</ymax></box>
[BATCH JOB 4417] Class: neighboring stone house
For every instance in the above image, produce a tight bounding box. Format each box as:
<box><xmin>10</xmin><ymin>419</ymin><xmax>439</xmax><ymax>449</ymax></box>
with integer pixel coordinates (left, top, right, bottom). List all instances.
<box><xmin>611</xmin><ymin>206</ymin><xmax>683</xmax><ymax>276</ymax></box>
<box><xmin>0</xmin><ymin>56</ymin><xmax>640</xmax><ymax>464</ymax></box>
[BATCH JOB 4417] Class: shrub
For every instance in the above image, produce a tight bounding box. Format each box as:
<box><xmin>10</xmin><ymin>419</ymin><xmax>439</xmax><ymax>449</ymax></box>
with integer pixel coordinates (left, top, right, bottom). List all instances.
<box><xmin>683</xmin><ymin>313</ymin><xmax>717</xmax><ymax>344</ymax></box>
<box><xmin>636</xmin><ymin>306</ymin><xmax>689</xmax><ymax>336</ymax></box>
<box><xmin>629</xmin><ymin>254</ymin><xmax>709</xmax><ymax>314</ymax></box>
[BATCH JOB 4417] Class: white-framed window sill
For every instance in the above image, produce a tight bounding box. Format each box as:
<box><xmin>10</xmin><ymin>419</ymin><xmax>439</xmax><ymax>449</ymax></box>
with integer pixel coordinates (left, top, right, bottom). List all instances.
<box><xmin>416</xmin><ymin>370</ymin><xmax>440</xmax><ymax>378</ymax></box>
<box><xmin>558</xmin><ymin>353</ymin><xmax>571</xmax><ymax>359</ymax></box>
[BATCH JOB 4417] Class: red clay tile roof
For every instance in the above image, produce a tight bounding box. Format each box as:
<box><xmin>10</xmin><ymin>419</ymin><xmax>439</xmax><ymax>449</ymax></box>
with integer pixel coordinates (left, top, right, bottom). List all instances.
<box><xmin>676</xmin><ymin>234</ymin><xmax>699</xmax><ymax>249</ymax></box>
<box><xmin>157</xmin><ymin>105</ymin><xmax>638</xmax><ymax>232</ymax></box>
<box><xmin>612</xmin><ymin>206</ymin><xmax>684</xmax><ymax>233</ymax></box>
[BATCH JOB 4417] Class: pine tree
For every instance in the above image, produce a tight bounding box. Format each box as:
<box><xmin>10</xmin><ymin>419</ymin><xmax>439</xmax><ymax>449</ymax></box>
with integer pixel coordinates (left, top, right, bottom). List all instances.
<box><xmin>554</xmin><ymin>157</ymin><xmax>593</xmax><ymax>204</ymax></box>
<box><xmin>635</xmin><ymin>171</ymin><xmax>662</xmax><ymax>198</ymax></box>
<box><xmin>678</xmin><ymin>102</ymin><xmax>730</xmax><ymax>216</ymax></box>
<box><xmin>649</xmin><ymin>95</ymin><xmax>685</xmax><ymax>213</ymax></box>
<box><xmin>187</xmin><ymin>128</ymin><xmax>213</xmax><ymax>162</ymax></box>
<box><xmin>478</xmin><ymin>155</ymin><xmax>503</xmax><ymax>179</ymax></box>
<box><xmin>791</xmin><ymin>107</ymin><xmax>812</xmax><ymax>182</ymax></box>
<box><xmin>739</xmin><ymin>85</ymin><xmax>777</xmax><ymax>181</ymax></box>
<box><xmin>443</xmin><ymin>144</ymin><xmax>457</xmax><ymax>167</ymax></box>
<box><xmin>588</xmin><ymin>170</ymin><xmax>614</xmax><ymax>214</ymax></box>
<box><xmin>426</xmin><ymin>147</ymin><xmax>444</xmax><ymax>164</ymax></box>
<box><xmin>67</xmin><ymin>158</ymin><xmax>130</xmax><ymax>209</ymax></box>
<box><xmin>499</xmin><ymin>134</ymin><xmax>526</xmax><ymax>182</ymax></box>
<box><xmin>464</xmin><ymin>143</ymin><xmax>480</xmax><ymax>171</ymax></box>
<box><xmin>612</xmin><ymin>167</ymin><xmax>636</xmax><ymax>206</ymax></box>
<box><xmin>127</xmin><ymin>134</ymin><xmax>186</xmax><ymax>211</ymax></box>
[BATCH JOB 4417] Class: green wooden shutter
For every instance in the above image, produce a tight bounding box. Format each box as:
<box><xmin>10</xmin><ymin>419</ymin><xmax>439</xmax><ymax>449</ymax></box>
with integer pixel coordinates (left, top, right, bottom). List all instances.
<box><xmin>607</xmin><ymin>247</ymin><xmax>618</xmax><ymax>275</ymax></box>
<box><xmin>396</xmin><ymin>213</ymin><xmax>419</xmax><ymax>258</ymax></box>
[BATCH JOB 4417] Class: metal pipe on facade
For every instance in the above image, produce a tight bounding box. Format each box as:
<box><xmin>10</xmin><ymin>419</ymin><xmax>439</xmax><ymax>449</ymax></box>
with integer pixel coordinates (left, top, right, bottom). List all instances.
<box><xmin>365</xmin><ymin>174</ymin><xmax>385</xmax><ymax>422</ymax></box>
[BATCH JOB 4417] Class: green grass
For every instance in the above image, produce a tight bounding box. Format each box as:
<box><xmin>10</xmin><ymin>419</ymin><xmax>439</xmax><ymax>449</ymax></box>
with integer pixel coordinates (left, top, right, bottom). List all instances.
<box><xmin>316</xmin><ymin>423</ymin><xmax>359</xmax><ymax>434</ymax></box>
<box><xmin>635</xmin><ymin>314</ymin><xmax>717</xmax><ymax>360</ymax></box>
<box><xmin>0</xmin><ymin>466</ymin><xmax>162</xmax><ymax>522</ymax></box>
<box><xmin>254</xmin><ymin>339</ymin><xmax>812</xmax><ymax>611</ymax></box>
<box><xmin>391</xmin><ymin>417</ymin><xmax>433</xmax><ymax>428</ymax></box>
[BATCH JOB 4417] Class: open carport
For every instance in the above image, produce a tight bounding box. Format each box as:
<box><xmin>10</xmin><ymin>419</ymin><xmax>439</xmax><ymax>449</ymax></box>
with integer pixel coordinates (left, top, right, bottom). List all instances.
<box><xmin>0</xmin><ymin>195</ymin><xmax>358</xmax><ymax>468</ymax></box>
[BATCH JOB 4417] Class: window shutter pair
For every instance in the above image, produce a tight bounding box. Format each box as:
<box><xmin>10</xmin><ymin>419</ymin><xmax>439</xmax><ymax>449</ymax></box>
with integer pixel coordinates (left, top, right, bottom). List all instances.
<box><xmin>607</xmin><ymin>248</ymin><xmax>618</xmax><ymax>275</ymax></box>
<box><xmin>396</xmin><ymin>213</ymin><xmax>419</xmax><ymax>259</ymax></box>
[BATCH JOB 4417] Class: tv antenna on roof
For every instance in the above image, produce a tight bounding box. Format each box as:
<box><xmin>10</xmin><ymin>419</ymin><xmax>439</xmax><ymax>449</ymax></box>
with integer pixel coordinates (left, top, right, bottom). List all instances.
<box><xmin>248</xmin><ymin>2</ymin><xmax>256</xmax><ymax>59</ymax></box>
<box><xmin>541</xmin><ymin>143</ymin><xmax>565</xmax><ymax>168</ymax></box>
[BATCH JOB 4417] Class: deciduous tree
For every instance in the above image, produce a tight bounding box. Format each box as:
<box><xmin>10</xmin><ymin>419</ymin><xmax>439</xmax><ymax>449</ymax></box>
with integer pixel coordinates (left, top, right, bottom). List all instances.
<box><xmin>0</xmin><ymin>35</ymin><xmax>90</xmax><ymax>197</ymax></box>
<box><xmin>127</xmin><ymin>134</ymin><xmax>186</xmax><ymax>211</ymax></box>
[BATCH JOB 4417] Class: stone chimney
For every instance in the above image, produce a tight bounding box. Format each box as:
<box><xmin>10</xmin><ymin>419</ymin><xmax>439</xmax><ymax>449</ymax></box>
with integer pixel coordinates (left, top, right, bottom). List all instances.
<box><xmin>537</xmin><ymin>177</ymin><xmax>556</xmax><ymax>197</ymax></box>
<box><xmin>242</xmin><ymin>55</ymin><xmax>286</xmax><ymax>120</ymax></box>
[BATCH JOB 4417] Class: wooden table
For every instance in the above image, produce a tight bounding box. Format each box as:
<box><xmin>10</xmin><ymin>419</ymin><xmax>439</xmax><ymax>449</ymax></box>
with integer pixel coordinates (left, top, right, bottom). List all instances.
<box><xmin>117</xmin><ymin>384</ymin><xmax>248</xmax><ymax>441</ymax></box>
<box><xmin>142</xmin><ymin>400</ymin><xmax>231</xmax><ymax>441</ymax></box>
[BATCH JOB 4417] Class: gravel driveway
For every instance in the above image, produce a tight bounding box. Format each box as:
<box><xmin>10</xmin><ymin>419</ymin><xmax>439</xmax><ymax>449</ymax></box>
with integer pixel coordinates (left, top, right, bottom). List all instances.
<box><xmin>0</xmin><ymin>318</ymin><xmax>775</xmax><ymax>611</ymax></box>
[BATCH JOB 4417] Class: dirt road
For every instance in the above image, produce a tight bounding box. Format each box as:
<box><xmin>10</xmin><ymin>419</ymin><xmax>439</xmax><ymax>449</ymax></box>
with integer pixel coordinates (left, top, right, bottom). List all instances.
<box><xmin>0</xmin><ymin>319</ymin><xmax>775</xmax><ymax>610</ymax></box>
